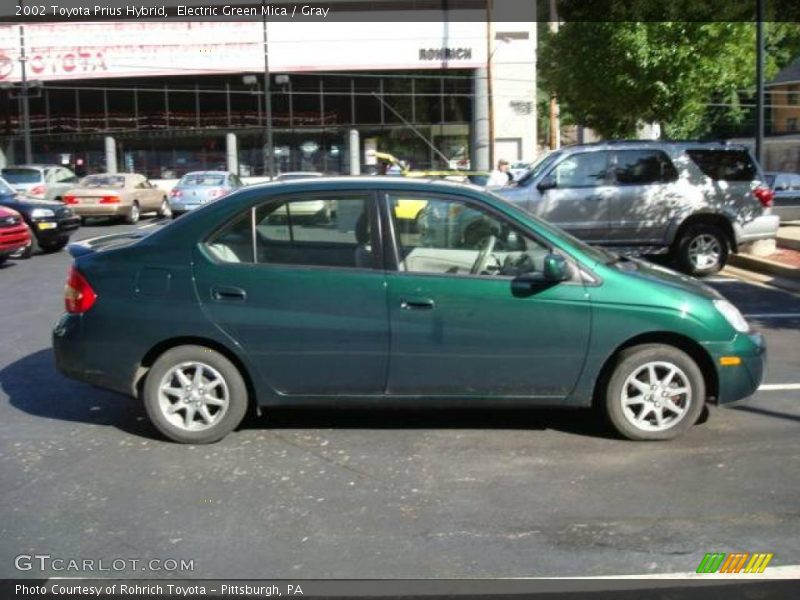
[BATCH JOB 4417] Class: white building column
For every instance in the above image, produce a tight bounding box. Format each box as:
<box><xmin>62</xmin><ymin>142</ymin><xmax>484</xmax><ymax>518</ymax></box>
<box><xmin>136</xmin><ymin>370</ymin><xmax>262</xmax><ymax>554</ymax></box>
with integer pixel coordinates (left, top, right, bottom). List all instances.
<box><xmin>226</xmin><ymin>133</ymin><xmax>238</xmax><ymax>174</ymax></box>
<box><xmin>472</xmin><ymin>68</ymin><xmax>491</xmax><ymax>172</ymax></box>
<box><xmin>104</xmin><ymin>136</ymin><xmax>117</xmax><ymax>173</ymax></box>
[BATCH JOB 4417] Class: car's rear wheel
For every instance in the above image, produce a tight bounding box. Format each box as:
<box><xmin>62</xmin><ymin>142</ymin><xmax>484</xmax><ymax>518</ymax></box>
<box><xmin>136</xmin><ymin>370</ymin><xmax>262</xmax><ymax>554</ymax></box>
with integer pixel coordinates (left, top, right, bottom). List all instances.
<box><xmin>125</xmin><ymin>201</ymin><xmax>140</xmax><ymax>224</ymax></box>
<box><xmin>157</xmin><ymin>197</ymin><xmax>171</xmax><ymax>218</ymax></box>
<box><xmin>604</xmin><ymin>344</ymin><xmax>705</xmax><ymax>441</ymax></box>
<box><xmin>674</xmin><ymin>224</ymin><xmax>728</xmax><ymax>276</ymax></box>
<box><xmin>143</xmin><ymin>345</ymin><xmax>249</xmax><ymax>444</ymax></box>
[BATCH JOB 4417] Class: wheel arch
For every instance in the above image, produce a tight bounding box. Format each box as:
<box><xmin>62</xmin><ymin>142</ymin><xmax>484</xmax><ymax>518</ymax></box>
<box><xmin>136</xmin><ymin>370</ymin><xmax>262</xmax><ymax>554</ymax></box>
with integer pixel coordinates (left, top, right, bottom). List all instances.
<box><xmin>134</xmin><ymin>336</ymin><xmax>257</xmax><ymax>409</ymax></box>
<box><xmin>669</xmin><ymin>212</ymin><xmax>737</xmax><ymax>253</ymax></box>
<box><xmin>591</xmin><ymin>331</ymin><xmax>719</xmax><ymax>407</ymax></box>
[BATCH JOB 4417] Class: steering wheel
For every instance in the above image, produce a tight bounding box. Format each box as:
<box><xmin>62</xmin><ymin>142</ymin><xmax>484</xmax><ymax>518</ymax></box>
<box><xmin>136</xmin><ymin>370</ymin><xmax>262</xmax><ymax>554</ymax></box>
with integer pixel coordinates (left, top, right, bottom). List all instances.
<box><xmin>470</xmin><ymin>235</ymin><xmax>497</xmax><ymax>275</ymax></box>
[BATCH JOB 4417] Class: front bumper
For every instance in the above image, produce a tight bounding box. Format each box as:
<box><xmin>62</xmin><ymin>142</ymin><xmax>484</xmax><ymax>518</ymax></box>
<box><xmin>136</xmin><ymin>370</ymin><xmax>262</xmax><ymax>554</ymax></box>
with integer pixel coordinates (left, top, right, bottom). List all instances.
<box><xmin>704</xmin><ymin>332</ymin><xmax>766</xmax><ymax>405</ymax></box>
<box><xmin>30</xmin><ymin>216</ymin><xmax>80</xmax><ymax>241</ymax></box>
<box><xmin>734</xmin><ymin>214</ymin><xmax>780</xmax><ymax>245</ymax></box>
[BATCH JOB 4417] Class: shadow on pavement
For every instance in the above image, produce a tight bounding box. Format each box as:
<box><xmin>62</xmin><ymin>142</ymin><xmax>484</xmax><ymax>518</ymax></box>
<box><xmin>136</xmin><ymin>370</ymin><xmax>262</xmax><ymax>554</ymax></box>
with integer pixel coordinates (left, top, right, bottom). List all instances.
<box><xmin>2</xmin><ymin>349</ymin><xmax>622</xmax><ymax>442</ymax></box>
<box><xmin>733</xmin><ymin>405</ymin><xmax>800</xmax><ymax>423</ymax></box>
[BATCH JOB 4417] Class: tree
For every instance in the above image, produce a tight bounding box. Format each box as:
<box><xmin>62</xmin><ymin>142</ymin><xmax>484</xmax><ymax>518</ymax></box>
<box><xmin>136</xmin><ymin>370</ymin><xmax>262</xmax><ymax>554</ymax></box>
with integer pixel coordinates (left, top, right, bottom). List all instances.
<box><xmin>538</xmin><ymin>21</ymin><xmax>800</xmax><ymax>139</ymax></box>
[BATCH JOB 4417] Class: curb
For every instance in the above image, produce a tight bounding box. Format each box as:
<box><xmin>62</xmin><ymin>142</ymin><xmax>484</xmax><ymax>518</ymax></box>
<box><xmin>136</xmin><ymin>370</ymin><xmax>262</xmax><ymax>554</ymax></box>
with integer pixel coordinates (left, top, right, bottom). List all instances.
<box><xmin>722</xmin><ymin>265</ymin><xmax>800</xmax><ymax>295</ymax></box>
<box><xmin>729</xmin><ymin>253</ymin><xmax>800</xmax><ymax>281</ymax></box>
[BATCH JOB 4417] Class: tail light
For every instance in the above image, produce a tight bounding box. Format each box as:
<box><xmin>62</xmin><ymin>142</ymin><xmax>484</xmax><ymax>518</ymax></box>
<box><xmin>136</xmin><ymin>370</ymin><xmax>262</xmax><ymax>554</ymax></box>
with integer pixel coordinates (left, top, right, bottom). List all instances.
<box><xmin>754</xmin><ymin>186</ymin><xmax>774</xmax><ymax>208</ymax></box>
<box><xmin>209</xmin><ymin>188</ymin><xmax>225</xmax><ymax>198</ymax></box>
<box><xmin>28</xmin><ymin>185</ymin><xmax>47</xmax><ymax>198</ymax></box>
<box><xmin>170</xmin><ymin>189</ymin><xmax>182</xmax><ymax>198</ymax></box>
<box><xmin>64</xmin><ymin>266</ymin><xmax>97</xmax><ymax>314</ymax></box>
<box><xmin>99</xmin><ymin>195</ymin><xmax>120</xmax><ymax>204</ymax></box>
<box><xmin>64</xmin><ymin>195</ymin><xmax>78</xmax><ymax>204</ymax></box>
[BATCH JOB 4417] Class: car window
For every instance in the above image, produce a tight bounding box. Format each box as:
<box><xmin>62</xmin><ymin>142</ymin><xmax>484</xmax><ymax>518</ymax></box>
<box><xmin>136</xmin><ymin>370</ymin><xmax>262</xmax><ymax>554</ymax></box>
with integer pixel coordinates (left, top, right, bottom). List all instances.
<box><xmin>81</xmin><ymin>175</ymin><xmax>126</xmax><ymax>188</ymax></box>
<box><xmin>686</xmin><ymin>149</ymin><xmax>756</xmax><ymax>182</ymax></box>
<box><xmin>613</xmin><ymin>150</ymin><xmax>678</xmax><ymax>185</ymax></box>
<box><xmin>55</xmin><ymin>168</ymin><xmax>78</xmax><ymax>183</ymax></box>
<box><xmin>548</xmin><ymin>152</ymin><xmax>609</xmax><ymax>188</ymax></box>
<box><xmin>388</xmin><ymin>193</ymin><xmax>550</xmax><ymax>278</ymax></box>
<box><xmin>1</xmin><ymin>168</ymin><xmax>42</xmax><ymax>184</ymax></box>
<box><xmin>772</xmin><ymin>175</ymin><xmax>789</xmax><ymax>190</ymax></box>
<box><xmin>202</xmin><ymin>194</ymin><xmax>374</xmax><ymax>268</ymax></box>
<box><xmin>181</xmin><ymin>174</ymin><xmax>225</xmax><ymax>187</ymax></box>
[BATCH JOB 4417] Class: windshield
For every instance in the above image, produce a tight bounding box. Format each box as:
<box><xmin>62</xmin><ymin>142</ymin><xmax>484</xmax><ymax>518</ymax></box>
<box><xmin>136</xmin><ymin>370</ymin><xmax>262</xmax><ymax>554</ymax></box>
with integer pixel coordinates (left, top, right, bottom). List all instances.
<box><xmin>484</xmin><ymin>188</ymin><xmax>617</xmax><ymax>265</ymax></box>
<box><xmin>1</xmin><ymin>168</ymin><xmax>42</xmax><ymax>184</ymax></box>
<box><xmin>0</xmin><ymin>177</ymin><xmax>16</xmax><ymax>195</ymax></box>
<box><xmin>516</xmin><ymin>151</ymin><xmax>562</xmax><ymax>186</ymax></box>
<box><xmin>180</xmin><ymin>174</ymin><xmax>226</xmax><ymax>187</ymax></box>
<box><xmin>80</xmin><ymin>175</ymin><xmax>126</xmax><ymax>188</ymax></box>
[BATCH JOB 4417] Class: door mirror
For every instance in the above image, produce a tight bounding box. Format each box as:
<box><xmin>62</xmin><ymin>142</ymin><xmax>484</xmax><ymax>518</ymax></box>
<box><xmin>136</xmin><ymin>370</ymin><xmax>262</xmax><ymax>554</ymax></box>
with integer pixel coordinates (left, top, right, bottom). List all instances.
<box><xmin>537</xmin><ymin>175</ymin><xmax>557</xmax><ymax>192</ymax></box>
<box><xmin>543</xmin><ymin>253</ymin><xmax>569</xmax><ymax>282</ymax></box>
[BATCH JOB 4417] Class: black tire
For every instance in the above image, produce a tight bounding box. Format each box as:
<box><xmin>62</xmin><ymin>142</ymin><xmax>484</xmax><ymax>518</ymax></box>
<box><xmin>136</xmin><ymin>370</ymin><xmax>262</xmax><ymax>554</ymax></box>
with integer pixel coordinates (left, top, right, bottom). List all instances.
<box><xmin>604</xmin><ymin>344</ymin><xmax>705</xmax><ymax>441</ymax></box>
<box><xmin>125</xmin><ymin>201</ymin><xmax>141</xmax><ymax>224</ymax></box>
<box><xmin>143</xmin><ymin>345</ymin><xmax>249</xmax><ymax>444</ymax></box>
<box><xmin>39</xmin><ymin>237</ymin><xmax>69</xmax><ymax>253</ymax></box>
<box><xmin>674</xmin><ymin>224</ymin><xmax>729</xmax><ymax>277</ymax></box>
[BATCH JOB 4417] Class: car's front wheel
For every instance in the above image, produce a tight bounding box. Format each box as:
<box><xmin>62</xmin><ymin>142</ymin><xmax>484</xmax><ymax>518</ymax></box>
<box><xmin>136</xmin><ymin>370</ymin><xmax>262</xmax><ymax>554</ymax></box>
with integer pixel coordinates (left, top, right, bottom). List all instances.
<box><xmin>604</xmin><ymin>344</ymin><xmax>705</xmax><ymax>441</ymax></box>
<box><xmin>674</xmin><ymin>224</ymin><xmax>728</xmax><ymax>276</ymax></box>
<box><xmin>143</xmin><ymin>345</ymin><xmax>249</xmax><ymax>444</ymax></box>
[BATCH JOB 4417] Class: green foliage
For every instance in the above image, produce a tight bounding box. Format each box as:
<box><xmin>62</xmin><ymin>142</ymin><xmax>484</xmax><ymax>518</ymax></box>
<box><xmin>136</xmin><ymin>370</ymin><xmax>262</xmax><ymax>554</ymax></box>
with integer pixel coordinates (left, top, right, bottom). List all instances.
<box><xmin>539</xmin><ymin>21</ymin><xmax>800</xmax><ymax>139</ymax></box>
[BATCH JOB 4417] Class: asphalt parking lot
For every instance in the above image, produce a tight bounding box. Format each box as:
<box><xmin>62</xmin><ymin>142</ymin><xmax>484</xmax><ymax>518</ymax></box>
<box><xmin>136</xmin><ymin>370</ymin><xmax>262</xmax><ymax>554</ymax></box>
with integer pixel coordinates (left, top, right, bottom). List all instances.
<box><xmin>1</xmin><ymin>216</ymin><xmax>798</xmax><ymax>579</ymax></box>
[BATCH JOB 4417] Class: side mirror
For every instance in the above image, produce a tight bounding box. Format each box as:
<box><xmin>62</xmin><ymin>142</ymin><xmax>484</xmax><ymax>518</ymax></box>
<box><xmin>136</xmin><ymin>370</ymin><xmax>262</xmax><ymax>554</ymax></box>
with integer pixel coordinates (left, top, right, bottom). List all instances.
<box><xmin>543</xmin><ymin>253</ymin><xmax>569</xmax><ymax>282</ymax></box>
<box><xmin>537</xmin><ymin>175</ymin><xmax>557</xmax><ymax>192</ymax></box>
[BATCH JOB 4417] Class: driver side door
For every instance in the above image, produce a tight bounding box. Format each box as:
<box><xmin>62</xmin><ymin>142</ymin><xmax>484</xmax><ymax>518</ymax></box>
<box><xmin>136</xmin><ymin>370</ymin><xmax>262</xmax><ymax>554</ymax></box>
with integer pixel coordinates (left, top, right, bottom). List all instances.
<box><xmin>383</xmin><ymin>191</ymin><xmax>592</xmax><ymax>400</ymax></box>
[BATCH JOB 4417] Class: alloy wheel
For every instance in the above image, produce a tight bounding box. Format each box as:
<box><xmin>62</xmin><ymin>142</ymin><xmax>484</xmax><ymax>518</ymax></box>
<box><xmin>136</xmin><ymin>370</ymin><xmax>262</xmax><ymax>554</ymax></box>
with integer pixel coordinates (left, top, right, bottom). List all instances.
<box><xmin>620</xmin><ymin>361</ymin><xmax>692</xmax><ymax>432</ymax></box>
<box><xmin>687</xmin><ymin>234</ymin><xmax>721</xmax><ymax>271</ymax></box>
<box><xmin>158</xmin><ymin>361</ymin><xmax>230</xmax><ymax>431</ymax></box>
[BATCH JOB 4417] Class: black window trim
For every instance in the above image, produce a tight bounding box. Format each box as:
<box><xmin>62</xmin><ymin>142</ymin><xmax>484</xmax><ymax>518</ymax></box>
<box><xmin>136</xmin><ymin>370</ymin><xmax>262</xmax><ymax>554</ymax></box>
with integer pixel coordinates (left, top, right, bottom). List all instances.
<box><xmin>377</xmin><ymin>188</ymin><xmax>584</xmax><ymax>285</ymax></box>
<box><xmin>203</xmin><ymin>189</ymin><xmax>384</xmax><ymax>273</ymax></box>
<box><xmin>609</xmin><ymin>149</ymin><xmax>679</xmax><ymax>186</ymax></box>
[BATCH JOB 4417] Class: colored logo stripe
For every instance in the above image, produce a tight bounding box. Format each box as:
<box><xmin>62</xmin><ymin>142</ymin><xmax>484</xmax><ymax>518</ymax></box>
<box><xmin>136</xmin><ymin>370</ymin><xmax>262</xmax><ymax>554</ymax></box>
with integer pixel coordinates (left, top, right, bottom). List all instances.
<box><xmin>697</xmin><ymin>553</ymin><xmax>726</xmax><ymax>573</ymax></box>
<box><xmin>696</xmin><ymin>552</ymin><xmax>774</xmax><ymax>574</ymax></box>
<box><xmin>744</xmin><ymin>553</ymin><xmax>774</xmax><ymax>574</ymax></box>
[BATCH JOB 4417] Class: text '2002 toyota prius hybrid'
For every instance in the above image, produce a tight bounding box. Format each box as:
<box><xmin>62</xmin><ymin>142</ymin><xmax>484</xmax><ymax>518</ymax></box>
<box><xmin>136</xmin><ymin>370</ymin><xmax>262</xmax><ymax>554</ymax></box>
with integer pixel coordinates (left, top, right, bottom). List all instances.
<box><xmin>53</xmin><ymin>178</ymin><xmax>765</xmax><ymax>443</ymax></box>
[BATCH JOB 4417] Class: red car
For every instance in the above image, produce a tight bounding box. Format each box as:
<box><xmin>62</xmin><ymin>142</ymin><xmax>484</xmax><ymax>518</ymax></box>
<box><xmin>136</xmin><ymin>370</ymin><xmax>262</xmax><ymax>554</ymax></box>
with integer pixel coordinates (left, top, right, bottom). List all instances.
<box><xmin>0</xmin><ymin>206</ymin><xmax>31</xmax><ymax>265</ymax></box>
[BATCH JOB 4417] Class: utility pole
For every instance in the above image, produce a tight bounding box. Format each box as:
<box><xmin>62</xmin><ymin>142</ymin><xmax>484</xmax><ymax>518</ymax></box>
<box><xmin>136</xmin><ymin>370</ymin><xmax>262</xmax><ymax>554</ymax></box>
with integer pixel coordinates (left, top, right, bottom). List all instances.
<box><xmin>548</xmin><ymin>0</ymin><xmax>560</xmax><ymax>151</ymax></box>
<box><xmin>485</xmin><ymin>0</ymin><xmax>494</xmax><ymax>168</ymax></box>
<box><xmin>755</xmin><ymin>0</ymin><xmax>765</xmax><ymax>165</ymax></box>
<box><xmin>19</xmin><ymin>22</ymin><xmax>32</xmax><ymax>163</ymax></box>
<box><xmin>262</xmin><ymin>1</ymin><xmax>275</xmax><ymax>178</ymax></box>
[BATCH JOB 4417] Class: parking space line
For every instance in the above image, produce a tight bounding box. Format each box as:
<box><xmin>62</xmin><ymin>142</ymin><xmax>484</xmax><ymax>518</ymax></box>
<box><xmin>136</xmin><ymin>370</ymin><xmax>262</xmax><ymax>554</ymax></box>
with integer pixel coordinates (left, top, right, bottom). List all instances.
<box><xmin>743</xmin><ymin>313</ymin><xmax>800</xmax><ymax>318</ymax></box>
<box><xmin>759</xmin><ymin>383</ymin><xmax>800</xmax><ymax>391</ymax></box>
<box><xmin>136</xmin><ymin>222</ymin><xmax>161</xmax><ymax>230</ymax></box>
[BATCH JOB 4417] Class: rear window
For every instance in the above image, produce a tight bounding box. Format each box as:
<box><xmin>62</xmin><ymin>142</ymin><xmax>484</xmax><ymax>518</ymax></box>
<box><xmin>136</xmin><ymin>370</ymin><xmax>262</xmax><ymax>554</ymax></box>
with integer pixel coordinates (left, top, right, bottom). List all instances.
<box><xmin>686</xmin><ymin>149</ymin><xmax>756</xmax><ymax>182</ymax></box>
<box><xmin>1</xmin><ymin>168</ymin><xmax>42</xmax><ymax>184</ymax></box>
<box><xmin>180</xmin><ymin>174</ymin><xmax>225</xmax><ymax>187</ymax></box>
<box><xmin>80</xmin><ymin>175</ymin><xmax>126</xmax><ymax>188</ymax></box>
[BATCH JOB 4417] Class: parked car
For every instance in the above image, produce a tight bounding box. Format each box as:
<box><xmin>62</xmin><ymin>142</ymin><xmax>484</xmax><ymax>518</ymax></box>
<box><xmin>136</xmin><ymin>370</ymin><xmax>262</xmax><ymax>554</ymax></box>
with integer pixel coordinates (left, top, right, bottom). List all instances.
<box><xmin>54</xmin><ymin>178</ymin><xmax>765</xmax><ymax>444</ymax></box>
<box><xmin>765</xmin><ymin>171</ymin><xmax>800</xmax><ymax>222</ymax></box>
<box><xmin>64</xmin><ymin>173</ymin><xmax>169</xmax><ymax>224</ymax></box>
<box><xmin>498</xmin><ymin>141</ymin><xmax>779</xmax><ymax>276</ymax></box>
<box><xmin>169</xmin><ymin>171</ymin><xmax>245</xmax><ymax>218</ymax></box>
<box><xmin>1</xmin><ymin>165</ymin><xmax>79</xmax><ymax>202</ymax></box>
<box><xmin>0</xmin><ymin>206</ymin><xmax>31</xmax><ymax>265</ymax></box>
<box><xmin>0</xmin><ymin>176</ymin><xmax>80</xmax><ymax>254</ymax></box>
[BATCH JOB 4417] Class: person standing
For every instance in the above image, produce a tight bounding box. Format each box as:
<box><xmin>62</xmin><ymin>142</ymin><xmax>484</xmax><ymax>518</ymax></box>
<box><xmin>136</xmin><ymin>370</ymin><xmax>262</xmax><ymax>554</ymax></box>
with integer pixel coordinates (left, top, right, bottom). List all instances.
<box><xmin>487</xmin><ymin>159</ymin><xmax>510</xmax><ymax>187</ymax></box>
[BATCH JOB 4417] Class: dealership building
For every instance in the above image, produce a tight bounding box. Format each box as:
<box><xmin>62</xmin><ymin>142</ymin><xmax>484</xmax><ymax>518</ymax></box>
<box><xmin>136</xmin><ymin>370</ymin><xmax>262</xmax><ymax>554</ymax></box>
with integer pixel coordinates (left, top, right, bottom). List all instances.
<box><xmin>0</xmin><ymin>15</ymin><xmax>537</xmax><ymax>178</ymax></box>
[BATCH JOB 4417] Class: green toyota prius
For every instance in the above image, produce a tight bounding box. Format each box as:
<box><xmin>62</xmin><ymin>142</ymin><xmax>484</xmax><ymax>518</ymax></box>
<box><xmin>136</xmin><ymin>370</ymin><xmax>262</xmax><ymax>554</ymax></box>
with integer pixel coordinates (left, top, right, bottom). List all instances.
<box><xmin>53</xmin><ymin>177</ymin><xmax>765</xmax><ymax>444</ymax></box>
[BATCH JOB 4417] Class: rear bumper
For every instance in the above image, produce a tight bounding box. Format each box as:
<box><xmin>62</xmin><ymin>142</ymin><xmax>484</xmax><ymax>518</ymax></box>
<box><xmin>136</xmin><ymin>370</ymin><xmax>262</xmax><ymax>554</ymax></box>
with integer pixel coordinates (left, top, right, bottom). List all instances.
<box><xmin>704</xmin><ymin>332</ymin><xmax>766</xmax><ymax>405</ymax></box>
<box><xmin>71</xmin><ymin>205</ymin><xmax>131</xmax><ymax>217</ymax></box>
<box><xmin>734</xmin><ymin>214</ymin><xmax>779</xmax><ymax>245</ymax></box>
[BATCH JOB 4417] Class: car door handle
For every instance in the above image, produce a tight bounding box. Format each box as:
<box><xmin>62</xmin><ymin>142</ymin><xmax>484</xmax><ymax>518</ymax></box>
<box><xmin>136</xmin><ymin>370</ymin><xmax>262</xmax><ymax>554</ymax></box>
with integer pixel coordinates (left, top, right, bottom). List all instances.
<box><xmin>211</xmin><ymin>286</ymin><xmax>247</xmax><ymax>302</ymax></box>
<box><xmin>400</xmin><ymin>297</ymin><xmax>435</xmax><ymax>310</ymax></box>
<box><xmin>586</xmin><ymin>195</ymin><xmax>604</xmax><ymax>201</ymax></box>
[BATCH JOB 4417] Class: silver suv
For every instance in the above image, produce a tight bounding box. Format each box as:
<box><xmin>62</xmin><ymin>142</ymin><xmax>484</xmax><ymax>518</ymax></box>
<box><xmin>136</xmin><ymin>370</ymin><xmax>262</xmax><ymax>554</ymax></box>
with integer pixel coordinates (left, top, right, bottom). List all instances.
<box><xmin>497</xmin><ymin>141</ymin><xmax>779</xmax><ymax>276</ymax></box>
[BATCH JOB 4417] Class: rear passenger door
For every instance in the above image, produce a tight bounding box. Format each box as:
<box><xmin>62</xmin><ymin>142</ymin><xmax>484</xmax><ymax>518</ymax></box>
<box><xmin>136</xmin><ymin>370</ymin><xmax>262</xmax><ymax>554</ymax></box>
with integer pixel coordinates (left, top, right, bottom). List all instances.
<box><xmin>607</xmin><ymin>149</ymin><xmax>681</xmax><ymax>246</ymax></box>
<box><xmin>192</xmin><ymin>191</ymin><xmax>390</xmax><ymax>396</ymax></box>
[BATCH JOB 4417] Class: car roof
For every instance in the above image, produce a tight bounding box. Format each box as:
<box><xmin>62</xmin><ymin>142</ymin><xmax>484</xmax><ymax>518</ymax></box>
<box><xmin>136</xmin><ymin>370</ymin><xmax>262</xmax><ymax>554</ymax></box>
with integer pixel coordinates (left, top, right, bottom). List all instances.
<box><xmin>181</xmin><ymin>171</ymin><xmax>231</xmax><ymax>176</ymax></box>
<box><xmin>246</xmin><ymin>175</ymin><xmax>481</xmax><ymax>193</ymax></box>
